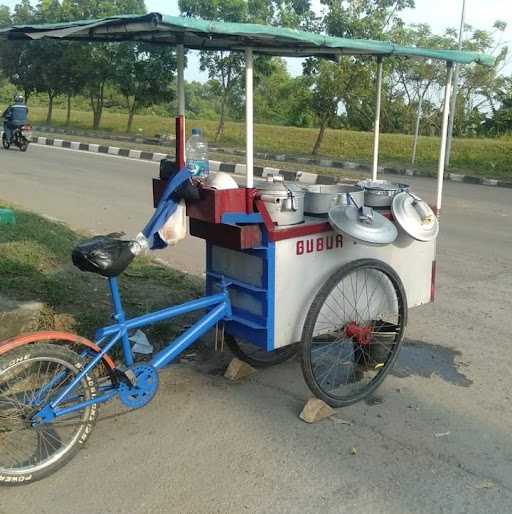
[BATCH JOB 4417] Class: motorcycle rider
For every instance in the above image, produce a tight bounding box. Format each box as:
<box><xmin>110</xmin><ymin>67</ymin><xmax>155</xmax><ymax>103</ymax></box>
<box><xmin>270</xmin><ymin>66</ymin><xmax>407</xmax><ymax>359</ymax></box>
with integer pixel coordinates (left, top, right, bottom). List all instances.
<box><xmin>2</xmin><ymin>94</ymin><xmax>29</xmax><ymax>144</ymax></box>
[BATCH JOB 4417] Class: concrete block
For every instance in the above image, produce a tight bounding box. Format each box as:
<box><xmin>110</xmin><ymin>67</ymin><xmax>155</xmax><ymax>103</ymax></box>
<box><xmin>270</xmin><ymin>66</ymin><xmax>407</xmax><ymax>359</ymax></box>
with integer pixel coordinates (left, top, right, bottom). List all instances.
<box><xmin>224</xmin><ymin>358</ymin><xmax>256</xmax><ymax>382</ymax></box>
<box><xmin>296</xmin><ymin>172</ymin><xmax>318</xmax><ymax>185</ymax></box>
<box><xmin>299</xmin><ymin>398</ymin><xmax>335</xmax><ymax>423</ymax></box>
<box><xmin>107</xmin><ymin>146</ymin><xmax>120</xmax><ymax>155</ymax></box>
<box><xmin>235</xmin><ymin>163</ymin><xmax>247</xmax><ymax>175</ymax></box>
<box><xmin>129</xmin><ymin>149</ymin><xmax>142</xmax><ymax>159</ymax></box>
<box><xmin>482</xmin><ymin>178</ymin><xmax>498</xmax><ymax>187</ymax></box>
<box><xmin>53</xmin><ymin>139</ymin><xmax>64</xmax><ymax>147</ymax></box>
<box><xmin>89</xmin><ymin>144</ymin><xmax>100</xmax><ymax>152</ymax></box>
<box><xmin>262</xmin><ymin>167</ymin><xmax>281</xmax><ymax>177</ymax></box>
<box><xmin>449</xmin><ymin>173</ymin><xmax>464</xmax><ymax>182</ymax></box>
<box><xmin>152</xmin><ymin>152</ymin><xmax>166</xmax><ymax>162</ymax></box>
<box><xmin>209</xmin><ymin>160</ymin><xmax>221</xmax><ymax>172</ymax></box>
<box><xmin>70</xmin><ymin>141</ymin><xmax>80</xmax><ymax>150</ymax></box>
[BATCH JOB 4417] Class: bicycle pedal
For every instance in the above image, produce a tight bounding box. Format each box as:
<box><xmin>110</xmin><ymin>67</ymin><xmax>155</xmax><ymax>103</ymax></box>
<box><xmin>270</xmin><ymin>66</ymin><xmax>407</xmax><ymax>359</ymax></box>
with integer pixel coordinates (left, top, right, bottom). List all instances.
<box><xmin>113</xmin><ymin>368</ymin><xmax>137</xmax><ymax>387</ymax></box>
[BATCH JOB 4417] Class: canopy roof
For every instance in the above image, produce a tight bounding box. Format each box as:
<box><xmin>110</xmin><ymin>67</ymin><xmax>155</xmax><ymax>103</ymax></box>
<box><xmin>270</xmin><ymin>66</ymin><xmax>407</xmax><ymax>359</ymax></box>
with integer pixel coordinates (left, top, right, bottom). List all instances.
<box><xmin>0</xmin><ymin>12</ymin><xmax>494</xmax><ymax>66</ymax></box>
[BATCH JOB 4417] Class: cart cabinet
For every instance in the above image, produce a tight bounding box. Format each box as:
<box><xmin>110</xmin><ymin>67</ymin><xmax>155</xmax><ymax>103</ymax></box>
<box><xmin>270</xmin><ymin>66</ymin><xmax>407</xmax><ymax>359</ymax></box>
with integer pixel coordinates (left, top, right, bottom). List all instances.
<box><xmin>204</xmin><ymin>215</ymin><xmax>435</xmax><ymax>351</ymax></box>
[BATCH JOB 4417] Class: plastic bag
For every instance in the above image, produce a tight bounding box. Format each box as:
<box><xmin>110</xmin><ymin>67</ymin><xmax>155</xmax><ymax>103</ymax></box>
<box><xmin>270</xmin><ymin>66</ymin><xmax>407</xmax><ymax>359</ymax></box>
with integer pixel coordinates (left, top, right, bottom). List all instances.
<box><xmin>157</xmin><ymin>199</ymin><xmax>187</xmax><ymax>246</ymax></box>
<box><xmin>72</xmin><ymin>235</ymin><xmax>135</xmax><ymax>277</ymax></box>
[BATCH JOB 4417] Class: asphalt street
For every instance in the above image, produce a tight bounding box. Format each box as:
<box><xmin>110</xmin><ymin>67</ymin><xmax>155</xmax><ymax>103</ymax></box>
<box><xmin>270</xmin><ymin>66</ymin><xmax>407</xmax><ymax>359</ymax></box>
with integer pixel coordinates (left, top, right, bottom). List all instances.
<box><xmin>1</xmin><ymin>143</ymin><xmax>511</xmax><ymax>514</ymax></box>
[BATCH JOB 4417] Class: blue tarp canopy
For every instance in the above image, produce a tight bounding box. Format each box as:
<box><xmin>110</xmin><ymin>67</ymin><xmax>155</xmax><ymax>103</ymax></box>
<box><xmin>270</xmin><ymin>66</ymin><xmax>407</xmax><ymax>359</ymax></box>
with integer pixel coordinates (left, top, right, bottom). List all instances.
<box><xmin>0</xmin><ymin>12</ymin><xmax>495</xmax><ymax>65</ymax></box>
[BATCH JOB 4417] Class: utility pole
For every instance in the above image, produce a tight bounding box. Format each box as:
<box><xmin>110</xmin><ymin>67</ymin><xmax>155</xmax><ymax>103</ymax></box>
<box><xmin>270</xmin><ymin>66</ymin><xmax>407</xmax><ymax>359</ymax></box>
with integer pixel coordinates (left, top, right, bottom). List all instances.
<box><xmin>445</xmin><ymin>0</ymin><xmax>467</xmax><ymax>168</ymax></box>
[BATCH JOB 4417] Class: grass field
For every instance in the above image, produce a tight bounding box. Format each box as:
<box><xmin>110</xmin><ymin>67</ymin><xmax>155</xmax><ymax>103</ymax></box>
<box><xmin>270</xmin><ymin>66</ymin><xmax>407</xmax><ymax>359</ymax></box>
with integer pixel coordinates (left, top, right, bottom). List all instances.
<box><xmin>29</xmin><ymin>106</ymin><xmax>512</xmax><ymax>179</ymax></box>
<box><xmin>0</xmin><ymin>204</ymin><xmax>203</xmax><ymax>345</ymax></box>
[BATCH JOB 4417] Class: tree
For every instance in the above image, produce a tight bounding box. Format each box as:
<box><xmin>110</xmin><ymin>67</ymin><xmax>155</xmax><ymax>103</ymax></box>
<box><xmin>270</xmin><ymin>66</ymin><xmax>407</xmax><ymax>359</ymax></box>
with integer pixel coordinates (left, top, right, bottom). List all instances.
<box><xmin>60</xmin><ymin>0</ymin><xmax>147</xmax><ymax>128</ymax></box>
<box><xmin>59</xmin><ymin>44</ymin><xmax>91</xmax><ymax>124</ymax></box>
<box><xmin>309</xmin><ymin>61</ymin><xmax>343</xmax><ymax>154</ymax></box>
<box><xmin>321</xmin><ymin>0</ymin><xmax>415</xmax><ymax>40</ymax></box>
<box><xmin>304</xmin><ymin>58</ymin><xmax>371</xmax><ymax>154</ymax></box>
<box><xmin>60</xmin><ymin>0</ymin><xmax>145</xmax><ymax>19</ymax></box>
<box><xmin>253</xmin><ymin>58</ymin><xmax>313</xmax><ymax>126</ymax></box>
<box><xmin>179</xmin><ymin>0</ymin><xmax>314</xmax><ymax>140</ymax></box>
<box><xmin>305</xmin><ymin>0</ymin><xmax>416</xmax><ymax>154</ymax></box>
<box><xmin>0</xmin><ymin>5</ymin><xmax>11</xmax><ymax>27</ymax></box>
<box><xmin>112</xmin><ymin>43</ymin><xmax>176</xmax><ymax>132</ymax></box>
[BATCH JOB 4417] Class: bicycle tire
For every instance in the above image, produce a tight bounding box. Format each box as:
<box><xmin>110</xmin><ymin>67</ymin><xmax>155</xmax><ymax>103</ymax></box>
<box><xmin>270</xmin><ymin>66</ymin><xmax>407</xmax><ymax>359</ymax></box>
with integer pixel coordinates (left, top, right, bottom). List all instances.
<box><xmin>301</xmin><ymin>258</ymin><xmax>407</xmax><ymax>408</ymax></box>
<box><xmin>0</xmin><ymin>343</ymin><xmax>98</xmax><ymax>485</ymax></box>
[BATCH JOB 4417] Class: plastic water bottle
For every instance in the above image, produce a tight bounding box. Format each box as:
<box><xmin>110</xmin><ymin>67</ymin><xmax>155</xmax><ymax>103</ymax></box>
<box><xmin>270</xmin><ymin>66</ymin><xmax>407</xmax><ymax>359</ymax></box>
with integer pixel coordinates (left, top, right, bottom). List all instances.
<box><xmin>186</xmin><ymin>128</ymin><xmax>209</xmax><ymax>178</ymax></box>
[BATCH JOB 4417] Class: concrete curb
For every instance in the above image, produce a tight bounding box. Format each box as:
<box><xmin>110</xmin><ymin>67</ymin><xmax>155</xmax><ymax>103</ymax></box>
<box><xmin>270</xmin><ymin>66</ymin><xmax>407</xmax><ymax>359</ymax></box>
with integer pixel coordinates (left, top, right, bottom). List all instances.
<box><xmin>32</xmin><ymin>135</ymin><xmax>510</xmax><ymax>189</ymax></box>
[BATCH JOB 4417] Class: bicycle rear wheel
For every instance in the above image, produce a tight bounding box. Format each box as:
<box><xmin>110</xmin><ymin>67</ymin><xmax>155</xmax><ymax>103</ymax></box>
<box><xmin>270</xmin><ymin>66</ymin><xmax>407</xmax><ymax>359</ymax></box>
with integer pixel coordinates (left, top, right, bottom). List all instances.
<box><xmin>301</xmin><ymin>259</ymin><xmax>407</xmax><ymax>408</ymax></box>
<box><xmin>0</xmin><ymin>343</ymin><xmax>98</xmax><ymax>485</ymax></box>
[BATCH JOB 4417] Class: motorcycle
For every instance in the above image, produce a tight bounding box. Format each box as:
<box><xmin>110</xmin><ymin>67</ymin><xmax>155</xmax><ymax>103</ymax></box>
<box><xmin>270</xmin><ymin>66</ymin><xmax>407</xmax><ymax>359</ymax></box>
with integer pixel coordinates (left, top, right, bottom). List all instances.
<box><xmin>2</xmin><ymin>124</ymin><xmax>32</xmax><ymax>152</ymax></box>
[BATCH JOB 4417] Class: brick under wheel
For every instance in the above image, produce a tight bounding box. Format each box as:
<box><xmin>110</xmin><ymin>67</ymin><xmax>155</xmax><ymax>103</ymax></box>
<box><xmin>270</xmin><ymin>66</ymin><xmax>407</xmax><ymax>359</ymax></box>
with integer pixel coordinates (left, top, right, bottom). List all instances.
<box><xmin>0</xmin><ymin>343</ymin><xmax>98</xmax><ymax>485</ymax></box>
<box><xmin>301</xmin><ymin>259</ymin><xmax>407</xmax><ymax>408</ymax></box>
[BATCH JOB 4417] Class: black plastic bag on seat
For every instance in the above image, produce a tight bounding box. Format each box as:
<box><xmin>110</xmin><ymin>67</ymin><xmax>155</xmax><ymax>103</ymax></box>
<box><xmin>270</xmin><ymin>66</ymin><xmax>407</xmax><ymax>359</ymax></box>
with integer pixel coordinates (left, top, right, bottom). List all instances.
<box><xmin>72</xmin><ymin>235</ymin><xmax>136</xmax><ymax>278</ymax></box>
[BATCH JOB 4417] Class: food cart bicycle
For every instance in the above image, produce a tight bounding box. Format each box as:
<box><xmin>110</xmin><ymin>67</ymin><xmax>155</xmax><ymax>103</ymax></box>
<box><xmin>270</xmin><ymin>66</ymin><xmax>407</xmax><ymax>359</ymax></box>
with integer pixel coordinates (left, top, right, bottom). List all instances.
<box><xmin>0</xmin><ymin>14</ymin><xmax>493</xmax><ymax>485</ymax></box>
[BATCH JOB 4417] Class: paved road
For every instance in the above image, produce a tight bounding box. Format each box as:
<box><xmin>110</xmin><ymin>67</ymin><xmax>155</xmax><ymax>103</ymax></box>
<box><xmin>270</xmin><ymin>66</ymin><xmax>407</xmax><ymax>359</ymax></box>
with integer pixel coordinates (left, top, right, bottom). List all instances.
<box><xmin>1</xmin><ymin>144</ymin><xmax>512</xmax><ymax>514</ymax></box>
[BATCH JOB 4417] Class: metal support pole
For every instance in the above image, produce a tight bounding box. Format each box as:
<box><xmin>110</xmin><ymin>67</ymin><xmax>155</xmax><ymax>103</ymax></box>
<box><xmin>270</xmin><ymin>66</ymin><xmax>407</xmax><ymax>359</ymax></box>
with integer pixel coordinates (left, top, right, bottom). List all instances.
<box><xmin>176</xmin><ymin>44</ymin><xmax>185</xmax><ymax>116</ymax></box>
<box><xmin>436</xmin><ymin>63</ymin><xmax>454</xmax><ymax>214</ymax></box>
<box><xmin>372</xmin><ymin>57</ymin><xmax>384</xmax><ymax>180</ymax></box>
<box><xmin>445</xmin><ymin>0</ymin><xmax>467</xmax><ymax>167</ymax></box>
<box><xmin>245</xmin><ymin>48</ymin><xmax>254</xmax><ymax>188</ymax></box>
<box><xmin>176</xmin><ymin>44</ymin><xmax>186</xmax><ymax>166</ymax></box>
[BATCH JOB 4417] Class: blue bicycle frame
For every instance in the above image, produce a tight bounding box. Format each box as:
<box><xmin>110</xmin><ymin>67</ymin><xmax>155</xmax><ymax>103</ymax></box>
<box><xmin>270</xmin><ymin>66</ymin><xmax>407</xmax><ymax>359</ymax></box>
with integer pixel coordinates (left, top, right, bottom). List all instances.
<box><xmin>34</xmin><ymin>276</ymin><xmax>232</xmax><ymax>424</ymax></box>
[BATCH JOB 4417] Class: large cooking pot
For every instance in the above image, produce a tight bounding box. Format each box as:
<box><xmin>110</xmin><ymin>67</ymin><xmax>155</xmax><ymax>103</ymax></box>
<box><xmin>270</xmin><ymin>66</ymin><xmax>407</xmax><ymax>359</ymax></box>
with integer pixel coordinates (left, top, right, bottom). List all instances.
<box><xmin>358</xmin><ymin>179</ymin><xmax>409</xmax><ymax>208</ymax></box>
<box><xmin>257</xmin><ymin>175</ymin><xmax>305</xmax><ymax>226</ymax></box>
<box><xmin>302</xmin><ymin>184</ymin><xmax>365</xmax><ymax>214</ymax></box>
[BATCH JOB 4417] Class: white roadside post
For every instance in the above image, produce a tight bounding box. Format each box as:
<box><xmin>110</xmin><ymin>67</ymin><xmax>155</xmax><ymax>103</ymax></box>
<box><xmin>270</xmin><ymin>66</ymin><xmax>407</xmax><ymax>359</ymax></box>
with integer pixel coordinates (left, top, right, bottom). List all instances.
<box><xmin>372</xmin><ymin>57</ymin><xmax>384</xmax><ymax>181</ymax></box>
<box><xmin>245</xmin><ymin>48</ymin><xmax>254</xmax><ymax>188</ymax></box>
<box><xmin>436</xmin><ymin>62</ymin><xmax>454</xmax><ymax>215</ymax></box>
<box><xmin>411</xmin><ymin>91</ymin><xmax>424</xmax><ymax>165</ymax></box>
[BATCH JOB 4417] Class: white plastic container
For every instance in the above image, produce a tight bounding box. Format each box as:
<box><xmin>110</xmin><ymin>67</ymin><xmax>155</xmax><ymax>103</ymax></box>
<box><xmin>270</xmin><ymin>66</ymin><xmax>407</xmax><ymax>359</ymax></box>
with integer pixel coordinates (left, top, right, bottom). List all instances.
<box><xmin>186</xmin><ymin>128</ymin><xmax>209</xmax><ymax>177</ymax></box>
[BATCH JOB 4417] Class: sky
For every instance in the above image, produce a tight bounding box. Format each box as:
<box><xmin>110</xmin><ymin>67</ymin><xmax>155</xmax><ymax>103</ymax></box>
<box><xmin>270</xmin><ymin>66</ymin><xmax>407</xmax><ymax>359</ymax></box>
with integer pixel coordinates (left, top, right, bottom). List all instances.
<box><xmin>2</xmin><ymin>0</ymin><xmax>511</xmax><ymax>79</ymax></box>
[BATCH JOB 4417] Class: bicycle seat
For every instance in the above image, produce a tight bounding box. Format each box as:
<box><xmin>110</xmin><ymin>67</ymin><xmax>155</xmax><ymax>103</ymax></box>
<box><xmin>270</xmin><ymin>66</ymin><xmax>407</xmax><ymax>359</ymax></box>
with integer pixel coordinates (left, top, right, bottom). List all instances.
<box><xmin>72</xmin><ymin>235</ymin><xmax>136</xmax><ymax>278</ymax></box>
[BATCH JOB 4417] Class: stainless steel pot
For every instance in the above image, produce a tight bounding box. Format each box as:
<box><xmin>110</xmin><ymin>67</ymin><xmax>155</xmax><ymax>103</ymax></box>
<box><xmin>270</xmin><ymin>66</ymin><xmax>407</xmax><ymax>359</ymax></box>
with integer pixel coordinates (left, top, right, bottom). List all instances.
<box><xmin>303</xmin><ymin>184</ymin><xmax>365</xmax><ymax>214</ymax></box>
<box><xmin>257</xmin><ymin>175</ymin><xmax>305</xmax><ymax>226</ymax></box>
<box><xmin>358</xmin><ymin>179</ymin><xmax>410</xmax><ymax>208</ymax></box>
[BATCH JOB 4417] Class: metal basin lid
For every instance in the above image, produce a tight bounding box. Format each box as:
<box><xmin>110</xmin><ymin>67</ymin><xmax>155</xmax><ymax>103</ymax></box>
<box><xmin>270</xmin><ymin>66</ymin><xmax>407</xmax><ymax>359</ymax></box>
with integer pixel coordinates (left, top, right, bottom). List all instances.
<box><xmin>358</xmin><ymin>179</ymin><xmax>409</xmax><ymax>192</ymax></box>
<box><xmin>392</xmin><ymin>192</ymin><xmax>439</xmax><ymax>242</ymax></box>
<box><xmin>328</xmin><ymin>204</ymin><xmax>398</xmax><ymax>245</ymax></box>
<box><xmin>257</xmin><ymin>176</ymin><xmax>303</xmax><ymax>194</ymax></box>
<box><xmin>302</xmin><ymin>184</ymin><xmax>363</xmax><ymax>194</ymax></box>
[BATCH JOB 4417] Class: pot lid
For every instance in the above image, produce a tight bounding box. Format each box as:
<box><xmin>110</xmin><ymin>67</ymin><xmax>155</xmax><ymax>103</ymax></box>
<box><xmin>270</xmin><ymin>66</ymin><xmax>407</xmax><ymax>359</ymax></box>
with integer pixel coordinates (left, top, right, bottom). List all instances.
<box><xmin>392</xmin><ymin>192</ymin><xmax>439</xmax><ymax>242</ymax></box>
<box><xmin>358</xmin><ymin>179</ymin><xmax>409</xmax><ymax>192</ymax></box>
<box><xmin>257</xmin><ymin>175</ymin><xmax>303</xmax><ymax>193</ymax></box>
<box><xmin>328</xmin><ymin>204</ymin><xmax>398</xmax><ymax>246</ymax></box>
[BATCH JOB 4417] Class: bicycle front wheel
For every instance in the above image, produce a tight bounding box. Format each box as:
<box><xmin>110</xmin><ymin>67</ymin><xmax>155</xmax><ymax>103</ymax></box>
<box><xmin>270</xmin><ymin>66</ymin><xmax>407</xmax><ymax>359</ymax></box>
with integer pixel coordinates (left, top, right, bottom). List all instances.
<box><xmin>0</xmin><ymin>343</ymin><xmax>98</xmax><ymax>485</ymax></box>
<box><xmin>301</xmin><ymin>259</ymin><xmax>407</xmax><ymax>408</ymax></box>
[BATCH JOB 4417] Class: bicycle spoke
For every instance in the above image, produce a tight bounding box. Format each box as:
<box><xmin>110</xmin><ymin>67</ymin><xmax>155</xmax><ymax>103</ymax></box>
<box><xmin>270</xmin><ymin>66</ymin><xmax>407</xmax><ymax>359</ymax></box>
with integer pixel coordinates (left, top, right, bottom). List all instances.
<box><xmin>305</xmin><ymin>262</ymin><xmax>406</xmax><ymax>406</ymax></box>
<box><xmin>0</xmin><ymin>349</ymin><xmax>98</xmax><ymax>478</ymax></box>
